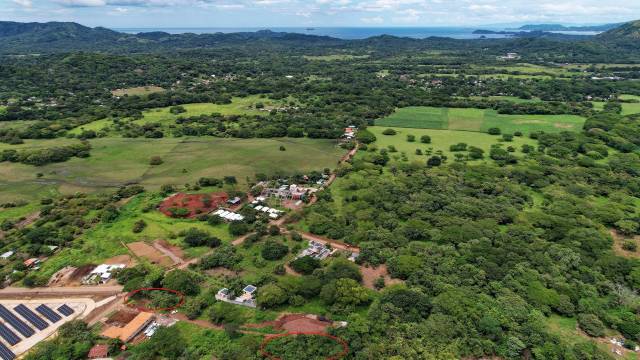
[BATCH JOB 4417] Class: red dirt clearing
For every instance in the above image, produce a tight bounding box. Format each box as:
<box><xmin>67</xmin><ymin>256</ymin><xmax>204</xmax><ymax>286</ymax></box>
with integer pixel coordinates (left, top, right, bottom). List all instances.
<box><xmin>361</xmin><ymin>264</ymin><xmax>404</xmax><ymax>290</ymax></box>
<box><xmin>158</xmin><ymin>192</ymin><xmax>228</xmax><ymax>218</ymax></box>
<box><xmin>247</xmin><ymin>314</ymin><xmax>332</xmax><ymax>333</ymax></box>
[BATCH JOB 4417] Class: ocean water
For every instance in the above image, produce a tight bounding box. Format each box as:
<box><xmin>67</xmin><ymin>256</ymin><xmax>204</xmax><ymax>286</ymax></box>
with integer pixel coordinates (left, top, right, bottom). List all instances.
<box><xmin>113</xmin><ymin>27</ymin><xmax>512</xmax><ymax>40</ymax></box>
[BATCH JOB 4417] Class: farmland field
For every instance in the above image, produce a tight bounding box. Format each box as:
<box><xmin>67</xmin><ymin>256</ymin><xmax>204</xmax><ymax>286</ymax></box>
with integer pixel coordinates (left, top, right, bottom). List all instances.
<box><xmin>0</xmin><ymin>137</ymin><xmax>344</xmax><ymax>202</ymax></box>
<box><xmin>368</xmin><ymin>126</ymin><xmax>536</xmax><ymax>161</ymax></box>
<box><xmin>620</xmin><ymin>94</ymin><xmax>640</xmax><ymax>115</ymax></box>
<box><xmin>376</xmin><ymin>106</ymin><xmax>585</xmax><ymax>134</ymax></box>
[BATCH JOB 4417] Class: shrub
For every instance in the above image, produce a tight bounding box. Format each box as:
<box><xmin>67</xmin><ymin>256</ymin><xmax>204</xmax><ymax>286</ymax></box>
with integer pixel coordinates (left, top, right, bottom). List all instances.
<box><xmin>488</xmin><ymin>127</ymin><xmax>501</xmax><ymax>135</ymax></box>
<box><xmin>420</xmin><ymin>135</ymin><xmax>431</xmax><ymax>144</ymax></box>
<box><xmin>149</xmin><ymin>156</ymin><xmax>163</xmax><ymax>166</ymax></box>
<box><xmin>406</xmin><ymin>134</ymin><xmax>415</xmax><ymax>142</ymax></box>
<box><xmin>182</xmin><ymin>228</ymin><xmax>221</xmax><ymax>247</ymax></box>
<box><xmin>622</xmin><ymin>241</ymin><xmax>637</xmax><ymax>252</ymax></box>
<box><xmin>132</xmin><ymin>220</ymin><xmax>147</xmax><ymax>233</ymax></box>
<box><xmin>577</xmin><ymin>313</ymin><xmax>605</xmax><ymax>337</ymax></box>
<box><xmin>427</xmin><ymin>156</ymin><xmax>442</xmax><ymax>167</ymax></box>
<box><xmin>382</xmin><ymin>128</ymin><xmax>397</xmax><ymax>136</ymax></box>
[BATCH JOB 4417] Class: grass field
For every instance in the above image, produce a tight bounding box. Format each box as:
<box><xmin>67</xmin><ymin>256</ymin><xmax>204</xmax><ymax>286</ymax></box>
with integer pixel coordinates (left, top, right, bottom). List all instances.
<box><xmin>0</xmin><ymin>137</ymin><xmax>344</xmax><ymax>202</ymax></box>
<box><xmin>111</xmin><ymin>86</ymin><xmax>165</xmax><ymax>97</ymax></box>
<box><xmin>0</xmin><ymin>106</ymin><xmax>6</xmax><ymax>114</ymax></box>
<box><xmin>620</xmin><ymin>95</ymin><xmax>640</xmax><ymax>115</ymax></box>
<box><xmin>368</xmin><ymin>126</ymin><xmax>536</xmax><ymax>161</ymax></box>
<box><xmin>376</xmin><ymin>107</ymin><xmax>585</xmax><ymax>134</ymax></box>
<box><xmin>303</xmin><ymin>54</ymin><xmax>369</xmax><ymax>61</ymax></box>
<box><xmin>136</xmin><ymin>96</ymin><xmax>288</xmax><ymax>126</ymax></box>
<box><xmin>467</xmin><ymin>96</ymin><xmax>542</xmax><ymax>104</ymax></box>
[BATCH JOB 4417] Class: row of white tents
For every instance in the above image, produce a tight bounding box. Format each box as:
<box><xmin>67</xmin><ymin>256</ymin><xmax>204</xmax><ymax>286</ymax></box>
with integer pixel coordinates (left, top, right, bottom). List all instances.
<box><xmin>213</xmin><ymin>209</ymin><xmax>245</xmax><ymax>221</ymax></box>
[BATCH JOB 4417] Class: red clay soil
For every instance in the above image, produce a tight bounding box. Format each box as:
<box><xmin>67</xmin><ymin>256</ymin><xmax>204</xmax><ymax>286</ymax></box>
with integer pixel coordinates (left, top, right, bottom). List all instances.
<box><xmin>158</xmin><ymin>192</ymin><xmax>228</xmax><ymax>218</ymax></box>
<box><xmin>246</xmin><ymin>314</ymin><xmax>332</xmax><ymax>334</ymax></box>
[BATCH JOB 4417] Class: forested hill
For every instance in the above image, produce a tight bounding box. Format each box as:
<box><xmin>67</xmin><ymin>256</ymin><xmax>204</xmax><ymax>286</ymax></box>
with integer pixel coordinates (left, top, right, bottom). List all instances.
<box><xmin>517</xmin><ymin>23</ymin><xmax>622</xmax><ymax>32</ymax></box>
<box><xmin>0</xmin><ymin>20</ymin><xmax>638</xmax><ymax>61</ymax></box>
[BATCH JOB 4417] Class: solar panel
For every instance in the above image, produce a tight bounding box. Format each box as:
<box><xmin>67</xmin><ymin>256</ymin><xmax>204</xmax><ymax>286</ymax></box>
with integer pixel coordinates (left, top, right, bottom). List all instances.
<box><xmin>0</xmin><ymin>323</ymin><xmax>20</xmax><ymax>346</ymax></box>
<box><xmin>0</xmin><ymin>305</ymin><xmax>33</xmax><ymax>338</ymax></box>
<box><xmin>13</xmin><ymin>305</ymin><xmax>48</xmax><ymax>331</ymax></box>
<box><xmin>35</xmin><ymin>305</ymin><xmax>61</xmax><ymax>323</ymax></box>
<box><xmin>57</xmin><ymin>305</ymin><xmax>74</xmax><ymax>317</ymax></box>
<box><xmin>0</xmin><ymin>342</ymin><xmax>15</xmax><ymax>360</ymax></box>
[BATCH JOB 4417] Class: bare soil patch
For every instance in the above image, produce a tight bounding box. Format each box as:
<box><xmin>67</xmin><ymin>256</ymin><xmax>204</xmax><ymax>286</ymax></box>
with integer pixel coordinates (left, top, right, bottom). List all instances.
<box><xmin>154</xmin><ymin>240</ymin><xmax>185</xmax><ymax>262</ymax></box>
<box><xmin>127</xmin><ymin>241</ymin><xmax>174</xmax><ymax>267</ymax></box>
<box><xmin>158</xmin><ymin>192</ymin><xmax>228</xmax><ymax>219</ymax></box>
<box><xmin>204</xmin><ymin>267</ymin><xmax>243</xmax><ymax>277</ymax></box>
<box><xmin>106</xmin><ymin>308</ymin><xmax>139</xmax><ymax>327</ymax></box>
<box><xmin>361</xmin><ymin>264</ymin><xmax>404</xmax><ymax>290</ymax></box>
<box><xmin>247</xmin><ymin>314</ymin><xmax>332</xmax><ymax>333</ymax></box>
<box><xmin>610</xmin><ymin>229</ymin><xmax>640</xmax><ymax>259</ymax></box>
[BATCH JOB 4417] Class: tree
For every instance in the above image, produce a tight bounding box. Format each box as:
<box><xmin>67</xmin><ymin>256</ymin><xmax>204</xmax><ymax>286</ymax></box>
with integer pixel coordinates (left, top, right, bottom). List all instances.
<box><xmin>257</xmin><ymin>283</ymin><xmax>288</xmax><ymax>308</ymax></box>
<box><xmin>261</xmin><ymin>240</ymin><xmax>289</xmax><ymax>260</ymax></box>
<box><xmin>356</xmin><ymin>129</ymin><xmax>376</xmax><ymax>144</ymax></box>
<box><xmin>382</xmin><ymin>128</ymin><xmax>397</xmax><ymax>135</ymax></box>
<box><xmin>161</xmin><ymin>269</ymin><xmax>200</xmax><ymax>296</ymax></box>
<box><xmin>488</xmin><ymin>127</ymin><xmax>501</xmax><ymax>135</ymax></box>
<box><xmin>387</xmin><ymin>255</ymin><xmax>422</xmax><ymax>280</ymax></box>
<box><xmin>420</xmin><ymin>135</ymin><xmax>431</xmax><ymax>144</ymax></box>
<box><xmin>427</xmin><ymin>156</ymin><xmax>442</xmax><ymax>167</ymax></box>
<box><xmin>406</xmin><ymin>134</ymin><xmax>416</xmax><ymax>142</ymax></box>
<box><xmin>320</xmin><ymin>278</ymin><xmax>371</xmax><ymax>308</ymax></box>
<box><xmin>132</xmin><ymin>219</ymin><xmax>147</xmax><ymax>233</ymax></box>
<box><xmin>290</xmin><ymin>256</ymin><xmax>321</xmax><ymax>275</ymax></box>
<box><xmin>182</xmin><ymin>228</ymin><xmax>221</xmax><ymax>247</ymax></box>
<box><xmin>129</xmin><ymin>326</ymin><xmax>185</xmax><ymax>360</ymax></box>
<box><xmin>324</xmin><ymin>258</ymin><xmax>362</xmax><ymax>282</ymax></box>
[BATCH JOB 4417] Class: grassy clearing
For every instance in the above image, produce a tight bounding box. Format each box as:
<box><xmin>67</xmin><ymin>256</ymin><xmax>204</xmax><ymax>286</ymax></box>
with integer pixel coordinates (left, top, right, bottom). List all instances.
<box><xmin>620</xmin><ymin>95</ymin><xmax>640</xmax><ymax>115</ymax></box>
<box><xmin>304</xmin><ymin>54</ymin><xmax>369</xmax><ymax>61</ymax></box>
<box><xmin>376</xmin><ymin>106</ymin><xmax>585</xmax><ymax>135</ymax></box>
<box><xmin>0</xmin><ymin>137</ymin><xmax>344</xmax><ymax>202</ymax></box>
<box><xmin>111</xmin><ymin>86</ymin><xmax>165</xmax><ymax>97</ymax></box>
<box><xmin>135</xmin><ymin>96</ymin><xmax>289</xmax><ymax>126</ymax></box>
<box><xmin>368</xmin><ymin>126</ymin><xmax>536</xmax><ymax>161</ymax></box>
<box><xmin>68</xmin><ymin>119</ymin><xmax>115</xmax><ymax>135</ymax></box>
<box><xmin>0</xmin><ymin>202</ymin><xmax>39</xmax><ymax>223</ymax></box>
<box><xmin>38</xmin><ymin>193</ymin><xmax>232</xmax><ymax>278</ymax></box>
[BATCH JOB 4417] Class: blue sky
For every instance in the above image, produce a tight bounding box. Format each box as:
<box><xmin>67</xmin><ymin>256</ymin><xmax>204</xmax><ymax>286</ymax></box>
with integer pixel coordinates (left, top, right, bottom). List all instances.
<box><xmin>2</xmin><ymin>0</ymin><xmax>640</xmax><ymax>28</ymax></box>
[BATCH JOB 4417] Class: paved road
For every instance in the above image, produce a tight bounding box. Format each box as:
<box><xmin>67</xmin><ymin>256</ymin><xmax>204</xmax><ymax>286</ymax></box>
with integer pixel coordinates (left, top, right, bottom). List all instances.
<box><xmin>0</xmin><ymin>285</ymin><xmax>123</xmax><ymax>298</ymax></box>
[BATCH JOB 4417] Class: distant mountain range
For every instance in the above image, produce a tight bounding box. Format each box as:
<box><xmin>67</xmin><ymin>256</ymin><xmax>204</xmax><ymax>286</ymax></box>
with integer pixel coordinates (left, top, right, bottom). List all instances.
<box><xmin>0</xmin><ymin>20</ymin><xmax>637</xmax><ymax>55</ymax></box>
<box><xmin>514</xmin><ymin>23</ymin><xmax>623</xmax><ymax>32</ymax></box>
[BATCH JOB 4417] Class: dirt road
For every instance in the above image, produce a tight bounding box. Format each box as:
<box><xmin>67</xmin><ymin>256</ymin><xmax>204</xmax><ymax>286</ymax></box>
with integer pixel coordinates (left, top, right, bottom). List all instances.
<box><xmin>0</xmin><ymin>285</ymin><xmax>123</xmax><ymax>298</ymax></box>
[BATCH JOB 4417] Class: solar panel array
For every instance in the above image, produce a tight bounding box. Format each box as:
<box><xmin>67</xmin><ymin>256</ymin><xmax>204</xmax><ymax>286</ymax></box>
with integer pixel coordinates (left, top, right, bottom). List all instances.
<box><xmin>35</xmin><ymin>305</ymin><xmax>61</xmax><ymax>323</ymax></box>
<box><xmin>0</xmin><ymin>305</ymin><xmax>33</xmax><ymax>338</ymax></box>
<box><xmin>0</xmin><ymin>324</ymin><xmax>19</xmax><ymax>346</ymax></box>
<box><xmin>13</xmin><ymin>305</ymin><xmax>48</xmax><ymax>331</ymax></box>
<box><xmin>57</xmin><ymin>305</ymin><xmax>74</xmax><ymax>317</ymax></box>
<box><xmin>0</xmin><ymin>342</ymin><xmax>14</xmax><ymax>360</ymax></box>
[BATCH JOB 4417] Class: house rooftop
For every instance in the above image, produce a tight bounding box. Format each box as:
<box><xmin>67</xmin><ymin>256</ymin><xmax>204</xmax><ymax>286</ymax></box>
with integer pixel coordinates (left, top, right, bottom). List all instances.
<box><xmin>243</xmin><ymin>285</ymin><xmax>257</xmax><ymax>294</ymax></box>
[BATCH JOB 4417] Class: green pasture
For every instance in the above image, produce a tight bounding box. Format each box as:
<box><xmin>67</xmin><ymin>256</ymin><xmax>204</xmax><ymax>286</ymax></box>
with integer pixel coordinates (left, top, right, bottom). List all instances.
<box><xmin>135</xmin><ymin>96</ymin><xmax>286</xmax><ymax>126</ymax></box>
<box><xmin>376</xmin><ymin>106</ymin><xmax>585</xmax><ymax>134</ymax></box>
<box><xmin>620</xmin><ymin>94</ymin><xmax>640</xmax><ymax>115</ymax></box>
<box><xmin>368</xmin><ymin>126</ymin><xmax>536</xmax><ymax>161</ymax></box>
<box><xmin>0</xmin><ymin>137</ymin><xmax>344</xmax><ymax>202</ymax></box>
<box><xmin>68</xmin><ymin>118</ymin><xmax>115</xmax><ymax>135</ymax></box>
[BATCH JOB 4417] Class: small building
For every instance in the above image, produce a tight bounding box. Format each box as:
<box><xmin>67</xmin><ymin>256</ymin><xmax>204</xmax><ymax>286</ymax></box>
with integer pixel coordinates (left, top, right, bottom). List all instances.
<box><xmin>343</xmin><ymin>126</ymin><xmax>357</xmax><ymax>140</ymax></box>
<box><xmin>227</xmin><ymin>197</ymin><xmax>242</xmax><ymax>206</ymax></box>
<box><xmin>216</xmin><ymin>285</ymin><xmax>257</xmax><ymax>308</ymax></box>
<box><xmin>297</xmin><ymin>240</ymin><xmax>334</xmax><ymax>260</ymax></box>
<box><xmin>0</xmin><ymin>251</ymin><xmax>14</xmax><ymax>260</ymax></box>
<box><xmin>102</xmin><ymin>312</ymin><xmax>155</xmax><ymax>343</ymax></box>
<box><xmin>24</xmin><ymin>258</ymin><xmax>40</xmax><ymax>268</ymax></box>
<box><xmin>83</xmin><ymin>264</ymin><xmax>125</xmax><ymax>285</ymax></box>
<box><xmin>87</xmin><ymin>344</ymin><xmax>109</xmax><ymax>359</ymax></box>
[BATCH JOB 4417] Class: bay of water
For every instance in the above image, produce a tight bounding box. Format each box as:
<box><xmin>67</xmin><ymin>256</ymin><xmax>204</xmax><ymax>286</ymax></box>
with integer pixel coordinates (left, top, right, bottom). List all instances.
<box><xmin>113</xmin><ymin>27</ymin><xmax>513</xmax><ymax>40</ymax></box>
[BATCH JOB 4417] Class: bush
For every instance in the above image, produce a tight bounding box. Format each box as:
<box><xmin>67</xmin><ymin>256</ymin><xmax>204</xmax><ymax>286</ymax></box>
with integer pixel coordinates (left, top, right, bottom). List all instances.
<box><xmin>502</xmin><ymin>134</ymin><xmax>514</xmax><ymax>142</ymax></box>
<box><xmin>577</xmin><ymin>313</ymin><xmax>605</xmax><ymax>337</ymax></box>
<box><xmin>229</xmin><ymin>221</ymin><xmax>249</xmax><ymax>236</ymax></box>
<box><xmin>427</xmin><ymin>156</ymin><xmax>442</xmax><ymax>167</ymax></box>
<box><xmin>622</xmin><ymin>241</ymin><xmax>638</xmax><ymax>252</ymax></box>
<box><xmin>257</xmin><ymin>283</ymin><xmax>288</xmax><ymax>308</ymax></box>
<box><xmin>382</xmin><ymin>128</ymin><xmax>397</xmax><ymax>136</ymax></box>
<box><xmin>149</xmin><ymin>156</ymin><xmax>163</xmax><ymax>165</ymax></box>
<box><xmin>488</xmin><ymin>127</ymin><xmax>501</xmax><ymax>135</ymax></box>
<box><xmin>261</xmin><ymin>240</ymin><xmax>289</xmax><ymax>261</ymax></box>
<box><xmin>406</xmin><ymin>134</ymin><xmax>415</xmax><ymax>142</ymax></box>
<box><xmin>182</xmin><ymin>228</ymin><xmax>221</xmax><ymax>247</ymax></box>
<box><xmin>132</xmin><ymin>220</ymin><xmax>147</xmax><ymax>233</ymax></box>
<box><xmin>356</xmin><ymin>129</ymin><xmax>376</xmax><ymax>144</ymax></box>
<box><xmin>420</xmin><ymin>135</ymin><xmax>431</xmax><ymax>144</ymax></box>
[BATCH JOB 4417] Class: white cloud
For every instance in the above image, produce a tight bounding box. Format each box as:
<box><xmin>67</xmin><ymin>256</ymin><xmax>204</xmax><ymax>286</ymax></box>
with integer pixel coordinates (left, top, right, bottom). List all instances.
<box><xmin>12</xmin><ymin>0</ymin><xmax>33</xmax><ymax>8</ymax></box>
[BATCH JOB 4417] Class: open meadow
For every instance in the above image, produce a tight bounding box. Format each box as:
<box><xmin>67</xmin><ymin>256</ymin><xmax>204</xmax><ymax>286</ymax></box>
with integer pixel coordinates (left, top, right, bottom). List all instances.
<box><xmin>376</xmin><ymin>106</ymin><xmax>585</xmax><ymax>134</ymax></box>
<box><xmin>368</xmin><ymin>126</ymin><xmax>536</xmax><ymax>161</ymax></box>
<box><xmin>0</xmin><ymin>137</ymin><xmax>344</xmax><ymax>202</ymax></box>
